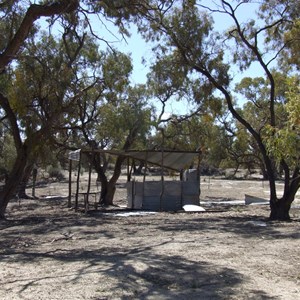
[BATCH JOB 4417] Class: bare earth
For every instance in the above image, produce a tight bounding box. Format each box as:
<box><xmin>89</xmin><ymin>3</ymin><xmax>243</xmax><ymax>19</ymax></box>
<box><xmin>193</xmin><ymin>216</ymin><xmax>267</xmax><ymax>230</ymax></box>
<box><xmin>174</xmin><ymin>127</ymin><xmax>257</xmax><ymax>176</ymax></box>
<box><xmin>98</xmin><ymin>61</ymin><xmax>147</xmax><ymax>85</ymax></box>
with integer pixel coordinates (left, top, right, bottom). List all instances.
<box><xmin>0</xmin><ymin>174</ymin><xmax>299</xmax><ymax>300</ymax></box>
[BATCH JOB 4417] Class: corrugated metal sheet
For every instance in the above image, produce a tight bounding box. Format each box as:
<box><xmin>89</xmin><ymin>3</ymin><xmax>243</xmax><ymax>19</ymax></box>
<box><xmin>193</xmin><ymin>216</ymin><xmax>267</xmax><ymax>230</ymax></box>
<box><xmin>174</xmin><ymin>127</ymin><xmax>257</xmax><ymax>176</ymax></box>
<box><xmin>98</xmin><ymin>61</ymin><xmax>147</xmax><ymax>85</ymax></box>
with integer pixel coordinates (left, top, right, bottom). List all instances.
<box><xmin>127</xmin><ymin>180</ymin><xmax>200</xmax><ymax>211</ymax></box>
<box><xmin>142</xmin><ymin>195</ymin><xmax>181</xmax><ymax>211</ymax></box>
<box><xmin>80</xmin><ymin>149</ymin><xmax>201</xmax><ymax>171</ymax></box>
<box><xmin>124</xmin><ymin>150</ymin><xmax>200</xmax><ymax>171</ymax></box>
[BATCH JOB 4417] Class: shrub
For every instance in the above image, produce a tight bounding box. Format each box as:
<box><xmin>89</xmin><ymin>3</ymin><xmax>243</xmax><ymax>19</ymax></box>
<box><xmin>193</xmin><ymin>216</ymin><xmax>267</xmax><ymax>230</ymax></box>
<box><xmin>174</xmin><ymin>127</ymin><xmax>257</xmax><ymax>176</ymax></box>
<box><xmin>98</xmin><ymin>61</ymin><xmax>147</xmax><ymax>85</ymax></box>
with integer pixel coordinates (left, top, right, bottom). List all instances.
<box><xmin>47</xmin><ymin>166</ymin><xmax>65</xmax><ymax>181</ymax></box>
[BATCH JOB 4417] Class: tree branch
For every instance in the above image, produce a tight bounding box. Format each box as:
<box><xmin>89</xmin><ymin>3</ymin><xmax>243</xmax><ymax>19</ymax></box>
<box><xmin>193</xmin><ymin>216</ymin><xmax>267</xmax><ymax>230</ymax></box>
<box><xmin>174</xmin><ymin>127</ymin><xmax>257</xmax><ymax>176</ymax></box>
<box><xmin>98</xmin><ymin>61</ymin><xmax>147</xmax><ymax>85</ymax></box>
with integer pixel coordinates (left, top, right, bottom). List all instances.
<box><xmin>0</xmin><ymin>92</ymin><xmax>23</xmax><ymax>151</ymax></box>
<box><xmin>0</xmin><ymin>0</ymin><xmax>79</xmax><ymax>72</ymax></box>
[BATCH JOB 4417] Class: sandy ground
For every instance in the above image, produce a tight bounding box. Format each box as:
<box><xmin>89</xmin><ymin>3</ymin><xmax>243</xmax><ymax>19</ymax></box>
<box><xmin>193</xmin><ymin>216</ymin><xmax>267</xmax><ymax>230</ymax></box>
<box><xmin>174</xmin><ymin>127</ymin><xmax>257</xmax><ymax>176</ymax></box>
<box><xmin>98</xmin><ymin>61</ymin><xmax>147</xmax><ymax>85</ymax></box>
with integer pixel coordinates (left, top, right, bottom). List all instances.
<box><xmin>0</xmin><ymin>174</ymin><xmax>299</xmax><ymax>300</ymax></box>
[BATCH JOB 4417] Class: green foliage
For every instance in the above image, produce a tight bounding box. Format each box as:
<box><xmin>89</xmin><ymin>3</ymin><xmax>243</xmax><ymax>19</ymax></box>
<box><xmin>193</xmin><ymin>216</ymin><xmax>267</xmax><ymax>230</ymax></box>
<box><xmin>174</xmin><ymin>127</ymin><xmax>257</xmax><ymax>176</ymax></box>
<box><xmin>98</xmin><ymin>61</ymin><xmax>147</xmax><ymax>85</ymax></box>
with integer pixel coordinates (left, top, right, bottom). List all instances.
<box><xmin>102</xmin><ymin>50</ymin><xmax>133</xmax><ymax>101</ymax></box>
<box><xmin>263</xmin><ymin>76</ymin><xmax>300</xmax><ymax>165</ymax></box>
<box><xmin>258</xmin><ymin>0</ymin><xmax>300</xmax><ymax>70</ymax></box>
<box><xmin>47</xmin><ymin>165</ymin><xmax>65</xmax><ymax>182</ymax></box>
<box><xmin>0</xmin><ymin>133</ymin><xmax>16</xmax><ymax>172</ymax></box>
<box><xmin>147</xmin><ymin>54</ymin><xmax>188</xmax><ymax>98</ymax></box>
<box><xmin>264</xmin><ymin>126</ymin><xmax>299</xmax><ymax>165</ymax></box>
<box><xmin>9</xmin><ymin>33</ymin><xmax>74</xmax><ymax>125</ymax></box>
<box><xmin>285</xmin><ymin>77</ymin><xmax>300</xmax><ymax>127</ymax></box>
<box><xmin>155</xmin><ymin>114</ymin><xmax>229</xmax><ymax>169</ymax></box>
<box><xmin>0</xmin><ymin>2</ymin><xmax>25</xmax><ymax>52</ymax></box>
<box><xmin>95</xmin><ymin>84</ymin><xmax>154</xmax><ymax>150</ymax></box>
<box><xmin>57</xmin><ymin>46</ymin><xmax>155</xmax><ymax>155</ymax></box>
<box><xmin>230</xmin><ymin>72</ymin><xmax>298</xmax><ymax>175</ymax></box>
<box><xmin>283</xmin><ymin>19</ymin><xmax>300</xmax><ymax>69</ymax></box>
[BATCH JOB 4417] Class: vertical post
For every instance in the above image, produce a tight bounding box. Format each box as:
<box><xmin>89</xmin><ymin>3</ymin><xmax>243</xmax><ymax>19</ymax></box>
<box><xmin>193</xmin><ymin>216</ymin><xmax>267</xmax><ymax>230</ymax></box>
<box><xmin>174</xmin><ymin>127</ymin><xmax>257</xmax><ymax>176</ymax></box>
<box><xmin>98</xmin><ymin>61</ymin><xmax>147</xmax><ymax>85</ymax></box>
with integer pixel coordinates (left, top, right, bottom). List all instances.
<box><xmin>32</xmin><ymin>166</ymin><xmax>37</xmax><ymax>199</ymax></box>
<box><xmin>127</xmin><ymin>157</ymin><xmax>130</xmax><ymax>182</ymax></box>
<box><xmin>180</xmin><ymin>169</ymin><xmax>183</xmax><ymax>209</ymax></box>
<box><xmin>142</xmin><ymin>152</ymin><xmax>148</xmax><ymax>210</ymax></box>
<box><xmin>160</xmin><ymin>149</ymin><xmax>164</xmax><ymax>211</ymax></box>
<box><xmin>197</xmin><ymin>151</ymin><xmax>201</xmax><ymax>204</ymax></box>
<box><xmin>75</xmin><ymin>152</ymin><xmax>81</xmax><ymax>211</ymax></box>
<box><xmin>68</xmin><ymin>159</ymin><xmax>72</xmax><ymax>208</ymax></box>
<box><xmin>159</xmin><ymin>127</ymin><xmax>165</xmax><ymax>211</ymax></box>
<box><xmin>132</xmin><ymin>179</ymin><xmax>135</xmax><ymax>209</ymax></box>
<box><xmin>86</xmin><ymin>160</ymin><xmax>92</xmax><ymax>212</ymax></box>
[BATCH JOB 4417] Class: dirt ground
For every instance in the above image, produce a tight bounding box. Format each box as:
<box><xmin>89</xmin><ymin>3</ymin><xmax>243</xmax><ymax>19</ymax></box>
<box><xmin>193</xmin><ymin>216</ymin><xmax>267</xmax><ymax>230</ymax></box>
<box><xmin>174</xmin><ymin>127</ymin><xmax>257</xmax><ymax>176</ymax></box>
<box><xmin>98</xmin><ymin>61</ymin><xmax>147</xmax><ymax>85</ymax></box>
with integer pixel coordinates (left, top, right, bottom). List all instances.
<box><xmin>0</xmin><ymin>173</ymin><xmax>300</xmax><ymax>300</ymax></box>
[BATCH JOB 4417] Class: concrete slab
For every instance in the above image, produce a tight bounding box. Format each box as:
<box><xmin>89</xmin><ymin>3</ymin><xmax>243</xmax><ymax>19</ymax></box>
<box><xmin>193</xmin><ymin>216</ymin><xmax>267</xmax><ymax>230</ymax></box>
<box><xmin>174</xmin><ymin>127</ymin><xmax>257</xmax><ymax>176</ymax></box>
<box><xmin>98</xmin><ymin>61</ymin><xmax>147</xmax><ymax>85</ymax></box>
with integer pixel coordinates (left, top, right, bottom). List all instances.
<box><xmin>245</xmin><ymin>194</ymin><xmax>268</xmax><ymax>205</ymax></box>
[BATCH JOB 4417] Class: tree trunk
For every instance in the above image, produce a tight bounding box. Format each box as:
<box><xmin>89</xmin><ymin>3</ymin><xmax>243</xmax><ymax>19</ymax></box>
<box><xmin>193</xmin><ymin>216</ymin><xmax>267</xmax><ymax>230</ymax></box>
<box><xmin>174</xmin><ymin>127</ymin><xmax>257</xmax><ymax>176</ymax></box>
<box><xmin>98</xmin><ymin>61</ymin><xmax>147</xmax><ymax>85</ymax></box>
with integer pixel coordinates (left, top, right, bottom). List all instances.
<box><xmin>0</xmin><ymin>168</ymin><xmax>9</xmax><ymax>183</ymax></box>
<box><xmin>98</xmin><ymin>169</ymin><xmax>120</xmax><ymax>206</ymax></box>
<box><xmin>94</xmin><ymin>157</ymin><xmax>108</xmax><ymax>206</ymax></box>
<box><xmin>259</xmin><ymin>161</ymin><xmax>269</xmax><ymax>180</ymax></box>
<box><xmin>92</xmin><ymin>126</ymin><xmax>139</xmax><ymax>207</ymax></box>
<box><xmin>32</xmin><ymin>166</ymin><xmax>37</xmax><ymax>198</ymax></box>
<box><xmin>98</xmin><ymin>180</ymin><xmax>116</xmax><ymax>206</ymax></box>
<box><xmin>96</xmin><ymin>155</ymin><xmax>126</xmax><ymax>206</ymax></box>
<box><xmin>17</xmin><ymin>164</ymin><xmax>34</xmax><ymax>199</ymax></box>
<box><xmin>102</xmin><ymin>182</ymin><xmax>116</xmax><ymax>206</ymax></box>
<box><xmin>269</xmin><ymin>197</ymin><xmax>291</xmax><ymax>221</ymax></box>
<box><xmin>269</xmin><ymin>164</ymin><xmax>300</xmax><ymax>221</ymax></box>
<box><xmin>134</xmin><ymin>161</ymin><xmax>144</xmax><ymax>175</ymax></box>
<box><xmin>0</xmin><ymin>146</ymin><xmax>28</xmax><ymax>219</ymax></box>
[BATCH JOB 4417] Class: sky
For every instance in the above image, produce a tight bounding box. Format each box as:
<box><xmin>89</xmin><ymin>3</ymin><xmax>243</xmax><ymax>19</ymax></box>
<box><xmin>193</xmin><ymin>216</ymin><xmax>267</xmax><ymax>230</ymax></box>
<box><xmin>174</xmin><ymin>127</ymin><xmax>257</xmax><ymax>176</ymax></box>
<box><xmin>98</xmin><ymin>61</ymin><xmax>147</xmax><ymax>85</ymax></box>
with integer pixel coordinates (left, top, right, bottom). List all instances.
<box><xmin>88</xmin><ymin>17</ymin><xmax>152</xmax><ymax>85</ymax></box>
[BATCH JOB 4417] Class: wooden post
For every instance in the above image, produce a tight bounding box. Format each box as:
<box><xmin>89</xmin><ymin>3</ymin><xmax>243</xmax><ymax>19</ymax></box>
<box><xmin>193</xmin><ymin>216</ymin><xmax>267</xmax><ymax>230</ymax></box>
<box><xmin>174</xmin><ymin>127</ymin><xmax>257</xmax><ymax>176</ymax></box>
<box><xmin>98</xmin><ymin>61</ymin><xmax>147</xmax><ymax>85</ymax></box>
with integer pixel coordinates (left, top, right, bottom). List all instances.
<box><xmin>68</xmin><ymin>159</ymin><xmax>72</xmax><ymax>208</ymax></box>
<box><xmin>159</xmin><ymin>128</ymin><xmax>165</xmax><ymax>211</ymax></box>
<box><xmin>75</xmin><ymin>152</ymin><xmax>81</xmax><ymax>211</ymax></box>
<box><xmin>86</xmin><ymin>161</ymin><xmax>92</xmax><ymax>212</ymax></box>
<box><xmin>197</xmin><ymin>151</ymin><xmax>201</xmax><ymax>204</ymax></box>
<box><xmin>180</xmin><ymin>170</ymin><xmax>183</xmax><ymax>209</ymax></box>
<box><xmin>160</xmin><ymin>149</ymin><xmax>164</xmax><ymax>211</ymax></box>
<box><xmin>127</xmin><ymin>157</ymin><xmax>130</xmax><ymax>182</ymax></box>
<box><xmin>141</xmin><ymin>152</ymin><xmax>148</xmax><ymax>210</ymax></box>
<box><xmin>32</xmin><ymin>166</ymin><xmax>37</xmax><ymax>199</ymax></box>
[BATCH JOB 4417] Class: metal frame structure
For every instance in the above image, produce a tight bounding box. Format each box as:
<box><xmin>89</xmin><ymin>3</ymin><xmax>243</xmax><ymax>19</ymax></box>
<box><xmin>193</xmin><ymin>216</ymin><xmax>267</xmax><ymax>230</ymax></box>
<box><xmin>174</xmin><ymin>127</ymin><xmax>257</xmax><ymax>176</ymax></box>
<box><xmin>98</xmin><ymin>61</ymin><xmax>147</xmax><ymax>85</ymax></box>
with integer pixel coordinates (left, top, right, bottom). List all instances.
<box><xmin>68</xmin><ymin>149</ymin><xmax>202</xmax><ymax>211</ymax></box>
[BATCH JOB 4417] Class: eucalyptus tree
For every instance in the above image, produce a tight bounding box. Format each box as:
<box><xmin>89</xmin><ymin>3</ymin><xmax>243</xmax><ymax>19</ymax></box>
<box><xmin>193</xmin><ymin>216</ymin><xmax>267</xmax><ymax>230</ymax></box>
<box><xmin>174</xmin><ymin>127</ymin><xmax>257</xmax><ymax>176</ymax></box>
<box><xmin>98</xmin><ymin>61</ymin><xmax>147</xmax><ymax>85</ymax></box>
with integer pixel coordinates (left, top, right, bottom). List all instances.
<box><xmin>0</xmin><ymin>1</ymin><xmax>80</xmax><ymax>218</ymax></box>
<box><xmin>96</xmin><ymin>84</ymin><xmax>154</xmax><ymax>206</ymax></box>
<box><xmin>0</xmin><ymin>0</ymin><xmax>157</xmax><ymax>218</ymax></box>
<box><xmin>137</xmin><ymin>0</ymin><xmax>300</xmax><ymax>220</ymax></box>
<box><xmin>64</xmin><ymin>50</ymin><xmax>154</xmax><ymax>206</ymax></box>
<box><xmin>0</xmin><ymin>28</ymin><xmax>104</xmax><ymax>218</ymax></box>
<box><xmin>231</xmin><ymin>72</ymin><xmax>291</xmax><ymax>179</ymax></box>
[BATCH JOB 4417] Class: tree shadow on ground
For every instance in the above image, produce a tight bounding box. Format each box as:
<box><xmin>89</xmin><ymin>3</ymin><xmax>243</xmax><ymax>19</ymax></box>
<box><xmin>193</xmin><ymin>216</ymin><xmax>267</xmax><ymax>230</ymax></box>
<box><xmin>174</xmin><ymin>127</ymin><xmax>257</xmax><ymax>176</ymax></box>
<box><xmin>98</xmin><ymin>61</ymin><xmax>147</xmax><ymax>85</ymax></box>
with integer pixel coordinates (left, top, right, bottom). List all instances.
<box><xmin>1</xmin><ymin>197</ymin><xmax>296</xmax><ymax>299</ymax></box>
<box><xmin>155</xmin><ymin>213</ymin><xmax>300</xmax><ymax>241</ymax></box>
<box><xmin>1</xmin><ymin>243</ymin><xmax>275</xmax><ymax>300</ymax></box>
<box><xmin>1</xmin><ymin>199</ymin><xmax>298</xmax><ymax>250</ymax></box>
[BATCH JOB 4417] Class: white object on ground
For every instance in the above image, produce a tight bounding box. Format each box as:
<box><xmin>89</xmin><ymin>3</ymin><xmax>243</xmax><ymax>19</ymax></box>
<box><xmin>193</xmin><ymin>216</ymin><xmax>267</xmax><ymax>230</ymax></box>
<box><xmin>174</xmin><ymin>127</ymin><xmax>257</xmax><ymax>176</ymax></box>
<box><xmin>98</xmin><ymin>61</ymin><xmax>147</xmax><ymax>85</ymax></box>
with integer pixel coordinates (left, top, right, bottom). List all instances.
<box><xmin>246</xmin><ymin>221</ymin><xmax>267</xmax><ymax>227</ymax></box>
<box><xmin>114</xmin><ymin>211</ymin><xmax>157</xmax><ymax>217</ymax></box>
<box><xmin>183</xmin><ymin>205</ymin><xmax>206</xmax><ymax>212</ymax></box>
